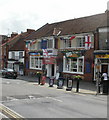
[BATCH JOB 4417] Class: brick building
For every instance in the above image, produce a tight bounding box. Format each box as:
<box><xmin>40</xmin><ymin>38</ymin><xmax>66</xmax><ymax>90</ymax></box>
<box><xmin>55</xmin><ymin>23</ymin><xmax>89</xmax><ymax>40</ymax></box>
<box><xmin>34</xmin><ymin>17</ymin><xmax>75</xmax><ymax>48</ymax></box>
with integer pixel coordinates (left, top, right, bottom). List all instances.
<box><xmin>24</xmin><ymin>11</ymin><xmax>108</xmax><ymax>81</ymax></box>
<box><xmin>1</xmin><ymin>29</ymin><xmax>35</xmax><ymax>74</ymax></box>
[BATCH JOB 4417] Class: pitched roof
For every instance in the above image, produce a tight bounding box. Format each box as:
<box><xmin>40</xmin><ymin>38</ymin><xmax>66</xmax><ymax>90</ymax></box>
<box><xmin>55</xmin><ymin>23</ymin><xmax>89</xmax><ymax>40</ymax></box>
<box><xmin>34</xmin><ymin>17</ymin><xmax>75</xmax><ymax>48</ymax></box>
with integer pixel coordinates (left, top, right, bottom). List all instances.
<box><xmin>25</xmin><ymin>12</ymin><xmax>107</xmax><ymax>40</ymax></box>
<box><xmin>9</xmin><ymin>31</ymin><xmax>36</xmax><ymax>51</ymax></box>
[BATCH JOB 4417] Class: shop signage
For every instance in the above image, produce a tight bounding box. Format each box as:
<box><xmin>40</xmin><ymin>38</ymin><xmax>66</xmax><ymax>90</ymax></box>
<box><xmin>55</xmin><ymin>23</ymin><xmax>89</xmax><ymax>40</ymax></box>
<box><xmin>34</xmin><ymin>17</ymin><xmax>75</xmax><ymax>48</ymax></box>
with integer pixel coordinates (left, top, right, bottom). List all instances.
<box><xmin>95</xmin><ymin>54</ymin><xmax>109</xmax><ymax>58</ymax></box>
<box><xmin>29</xmin><ymin>52</ymin><xmax>40</xmax><ymax>56</ymax></box>
<box><xmin>66</xmin><ymin>52</ymin><xmax>80</xmax><ymax>58</ymax></box>
<box><xmin>43</xmin><ymin>57</ymin><xmax>56</xmax><ymax>64</ymax></box>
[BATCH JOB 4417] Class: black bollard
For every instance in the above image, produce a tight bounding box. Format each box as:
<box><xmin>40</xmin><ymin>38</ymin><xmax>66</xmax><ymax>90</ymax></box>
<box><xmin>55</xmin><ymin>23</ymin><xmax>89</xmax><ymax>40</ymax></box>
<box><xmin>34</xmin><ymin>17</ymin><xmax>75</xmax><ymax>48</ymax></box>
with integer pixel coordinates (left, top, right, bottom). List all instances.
<box><xmin>38</xmin><ymin>76</ymin><xmax>41</xmax><ymax>84</ymax></box>
<box><xmin>76</xmin><ymin>79</ymin><xmax>80</xmax><ymax>92</ymax></box>
<box><xmin>36</xmin><ymin>72</ymin><xmax>41</xmax><ymax>85</ymax></box>
<box><xmin>74</xmin><ymin>75</ymin><xmax>82</xmax><ymax>93</ymax></box>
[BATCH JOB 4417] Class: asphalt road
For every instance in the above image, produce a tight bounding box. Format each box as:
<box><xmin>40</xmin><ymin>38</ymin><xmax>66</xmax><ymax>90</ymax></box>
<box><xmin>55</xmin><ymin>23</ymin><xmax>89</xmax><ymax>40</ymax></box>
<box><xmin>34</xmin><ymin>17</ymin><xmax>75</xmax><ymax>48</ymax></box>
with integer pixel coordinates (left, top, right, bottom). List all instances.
<box><xmin>0</xmin><ymin>77</ymin><xmax>108</xmax><ymax>119</ymax></box>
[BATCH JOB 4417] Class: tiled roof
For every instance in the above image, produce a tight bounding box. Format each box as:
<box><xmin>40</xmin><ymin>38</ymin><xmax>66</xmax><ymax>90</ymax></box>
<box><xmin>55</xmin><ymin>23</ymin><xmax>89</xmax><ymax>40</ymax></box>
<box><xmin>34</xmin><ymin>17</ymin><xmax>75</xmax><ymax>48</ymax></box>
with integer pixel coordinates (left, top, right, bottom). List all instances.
<box><xmin>25</xmin><ymin>12</ymin><xmax>107</xmax><ymax>40</ymax></box>
<box><xmin>9</xmin><ymin>31</ymin><xmax>35</xmax><ymax>50</ymax></box>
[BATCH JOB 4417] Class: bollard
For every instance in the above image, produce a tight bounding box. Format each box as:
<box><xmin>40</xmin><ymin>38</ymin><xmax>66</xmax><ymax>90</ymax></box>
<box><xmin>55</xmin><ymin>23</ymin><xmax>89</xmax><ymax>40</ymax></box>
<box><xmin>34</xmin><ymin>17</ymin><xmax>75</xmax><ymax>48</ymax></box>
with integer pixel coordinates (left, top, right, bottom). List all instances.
<box><xmin>74</xmin><ymin>75</ymin><xmax>82</xmax><ymax>92</ymax></box>
<box><xmin>36</xmin><ymin>72</ymin><xmax>41</xmax><ymax>85</ymax></box>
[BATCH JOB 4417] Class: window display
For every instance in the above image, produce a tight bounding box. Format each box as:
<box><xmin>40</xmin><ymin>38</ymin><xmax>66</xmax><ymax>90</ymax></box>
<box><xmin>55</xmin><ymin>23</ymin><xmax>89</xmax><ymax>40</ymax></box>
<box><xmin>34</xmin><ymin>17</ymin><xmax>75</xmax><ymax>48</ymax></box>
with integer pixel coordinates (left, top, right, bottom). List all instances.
<box><xmin>64</xmin><ymin>56</ymin><xmax>84</xmax><ymax>73</ymax></box>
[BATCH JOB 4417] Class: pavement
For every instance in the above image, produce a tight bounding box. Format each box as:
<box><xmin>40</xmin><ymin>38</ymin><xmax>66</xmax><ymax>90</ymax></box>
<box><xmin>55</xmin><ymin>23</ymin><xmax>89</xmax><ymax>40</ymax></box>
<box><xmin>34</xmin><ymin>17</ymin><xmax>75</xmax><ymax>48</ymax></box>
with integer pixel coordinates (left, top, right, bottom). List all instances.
<box><xmin>17</xmin><ymin>75</ymin><xmax>99</xmax><ymax>95</ymax></box>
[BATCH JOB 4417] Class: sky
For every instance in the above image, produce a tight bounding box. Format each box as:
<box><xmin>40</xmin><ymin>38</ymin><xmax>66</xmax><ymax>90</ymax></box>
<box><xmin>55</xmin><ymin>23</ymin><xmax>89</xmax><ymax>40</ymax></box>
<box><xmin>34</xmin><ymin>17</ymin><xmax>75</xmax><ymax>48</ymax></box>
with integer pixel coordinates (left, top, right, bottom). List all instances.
<box><xmin>0</xmin><ymin>0</ymin><xmax>108</xmax><ymax>35</ymax></box>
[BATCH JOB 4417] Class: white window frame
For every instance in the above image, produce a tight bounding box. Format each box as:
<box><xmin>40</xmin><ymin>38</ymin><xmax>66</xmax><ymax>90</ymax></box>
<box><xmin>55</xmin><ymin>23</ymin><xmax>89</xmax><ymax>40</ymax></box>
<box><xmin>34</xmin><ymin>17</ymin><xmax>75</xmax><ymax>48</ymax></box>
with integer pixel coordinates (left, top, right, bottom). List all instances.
<box><xmin>30</xmin><ymin>56</ymin><xmax>42</xmax><ymax>70</ymax></box>
<box><xmin>47</xmin><ymin>38</ymin><xmax>54</xmax><ymax>49</ymax></box>
<box><xmin>63</xmin><ymin>56</ymin><xmax>84</xmax><ymax>74</ymax></box>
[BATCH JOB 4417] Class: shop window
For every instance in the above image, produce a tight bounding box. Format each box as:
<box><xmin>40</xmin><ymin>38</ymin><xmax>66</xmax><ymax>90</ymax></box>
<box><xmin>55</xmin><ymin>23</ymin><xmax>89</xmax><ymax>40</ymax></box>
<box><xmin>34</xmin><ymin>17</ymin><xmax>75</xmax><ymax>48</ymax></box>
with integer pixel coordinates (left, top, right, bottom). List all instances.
<box><xmin>63</xmin><ymin>56</ymin><xmax>84</xmax><ymax>73</ymax></box>
<box><xmin>30</xmin><ymin>56</ymin><xmax>42</xmax><ymax>69</ymax></box>
<box><xmin>78</xmin><ymin>58</ymin><xmax>83</xmax><ymax>72</ymax></box>
<box><xmin>71</xmin><ymin>58</ymin><xmax>77</xmax><ymax>72</ymax></box>
<box><xmin>31</xmin><ymin>57</ymin><xmax>34</xmax><ymax>68</ymax></box>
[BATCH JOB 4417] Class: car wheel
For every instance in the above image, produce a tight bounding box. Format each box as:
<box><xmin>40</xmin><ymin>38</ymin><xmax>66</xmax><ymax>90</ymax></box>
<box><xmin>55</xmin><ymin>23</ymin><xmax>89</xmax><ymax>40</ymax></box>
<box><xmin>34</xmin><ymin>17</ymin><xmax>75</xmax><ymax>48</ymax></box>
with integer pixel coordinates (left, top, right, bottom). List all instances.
<box><xmin>5</xmin><ymin>75</ymin><xmax>8</xmax><ymax>78</ymax></box>
<box><xmin>13</xmin><ymin>77</ymin><xmax>16</xmax><ymax>79</ymax></box>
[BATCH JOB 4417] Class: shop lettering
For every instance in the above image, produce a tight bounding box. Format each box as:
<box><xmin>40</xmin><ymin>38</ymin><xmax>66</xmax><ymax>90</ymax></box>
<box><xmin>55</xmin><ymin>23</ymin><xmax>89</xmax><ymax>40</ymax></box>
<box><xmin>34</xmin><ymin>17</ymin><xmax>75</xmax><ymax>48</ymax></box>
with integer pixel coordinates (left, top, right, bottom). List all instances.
<box><xmin>96</xmin><ymin>55</ymin><xmax>109</xmax><ymax>58</ymax></box>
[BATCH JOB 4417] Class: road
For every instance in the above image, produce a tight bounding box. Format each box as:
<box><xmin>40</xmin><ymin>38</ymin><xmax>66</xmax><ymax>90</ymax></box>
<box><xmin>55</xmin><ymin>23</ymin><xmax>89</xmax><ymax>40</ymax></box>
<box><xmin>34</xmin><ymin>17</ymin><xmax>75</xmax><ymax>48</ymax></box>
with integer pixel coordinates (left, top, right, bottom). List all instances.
<box><xmin>0</xmin><ymin>77</ymin><xmax>107</xmax><ymax>119</ymax></box>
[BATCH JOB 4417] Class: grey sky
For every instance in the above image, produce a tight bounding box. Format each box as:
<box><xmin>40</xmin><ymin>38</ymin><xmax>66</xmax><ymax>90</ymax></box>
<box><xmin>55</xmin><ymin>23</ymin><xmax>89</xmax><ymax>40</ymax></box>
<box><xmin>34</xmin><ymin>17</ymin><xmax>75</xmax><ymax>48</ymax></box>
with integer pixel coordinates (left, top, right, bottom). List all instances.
<box><xmin>0</xmin><ymin>0</ymin><xmax>108</xmax><ymax>35</ymax></box>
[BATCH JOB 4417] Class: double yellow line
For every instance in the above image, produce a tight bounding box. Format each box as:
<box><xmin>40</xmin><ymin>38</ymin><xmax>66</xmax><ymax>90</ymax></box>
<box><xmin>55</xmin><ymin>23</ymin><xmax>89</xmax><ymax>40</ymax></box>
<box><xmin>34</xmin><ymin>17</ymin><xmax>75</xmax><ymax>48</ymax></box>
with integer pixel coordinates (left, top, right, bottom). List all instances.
<box><xmin>0</xmin><ymin>104</ymin><xmax>26</xmax><ymax>120</ymax></box>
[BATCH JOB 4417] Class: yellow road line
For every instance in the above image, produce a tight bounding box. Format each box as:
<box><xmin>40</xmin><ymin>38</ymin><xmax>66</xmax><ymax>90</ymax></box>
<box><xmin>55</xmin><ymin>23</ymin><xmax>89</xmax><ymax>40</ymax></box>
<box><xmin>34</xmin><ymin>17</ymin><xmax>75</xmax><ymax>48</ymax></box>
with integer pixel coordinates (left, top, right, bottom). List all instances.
<box><xmin>0</xmin><ymin>104</ymin><xmax>25</xmax><ymax>119</ymax></box>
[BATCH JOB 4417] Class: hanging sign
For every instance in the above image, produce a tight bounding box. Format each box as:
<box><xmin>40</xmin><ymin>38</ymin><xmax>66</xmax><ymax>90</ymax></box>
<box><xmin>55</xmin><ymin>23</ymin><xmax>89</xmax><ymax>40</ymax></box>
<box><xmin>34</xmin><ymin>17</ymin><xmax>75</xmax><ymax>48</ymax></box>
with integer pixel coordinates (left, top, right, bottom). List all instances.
<box><xmin>43</xmin><ymin>57</ymin><xmax>56</xmax><ymax>64</ymax></box>
<box><xmin>66</xmin><ymin>52</ymin><xmax>80</xmax><ymax>58</ymax></box>
<box><xmin>29</xmin><ymin>52</ymin><xmax>40</xmax><ymax>56</ymax></box>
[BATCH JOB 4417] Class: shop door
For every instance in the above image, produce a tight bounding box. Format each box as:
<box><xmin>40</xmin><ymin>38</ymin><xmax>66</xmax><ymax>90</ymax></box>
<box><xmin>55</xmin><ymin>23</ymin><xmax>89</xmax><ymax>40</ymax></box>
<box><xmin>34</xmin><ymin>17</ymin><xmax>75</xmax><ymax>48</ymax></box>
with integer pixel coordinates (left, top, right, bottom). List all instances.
<box><xmin>47</xmin><ymin>64</ymin><xmax>55</xmax><ymax>77</ymax></box>
<box><xmin>101</xmin><ymin>64</ymin><xmax>108</xmax><ymax>73</ymax></box>
<box><xmin>51</xmin><ymin>64</ymin><xmax>54</xmax><ymax>76</ymax></box>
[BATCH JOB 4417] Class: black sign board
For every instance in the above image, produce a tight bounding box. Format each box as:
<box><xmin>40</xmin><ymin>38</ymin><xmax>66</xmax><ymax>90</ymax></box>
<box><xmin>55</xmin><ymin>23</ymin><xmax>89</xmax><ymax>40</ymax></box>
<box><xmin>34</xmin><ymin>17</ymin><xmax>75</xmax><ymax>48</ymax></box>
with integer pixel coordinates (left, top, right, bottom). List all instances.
<box><xmin>49</xmin><ymin>77</ymin><xmax>54</xmax><ymax>87</ymax></box>
<box><xmin>57</xmin><ymin>77</ymin><xmax>64</xmax><ymax>89</ymax></box>
<box><xmin>66</xmin><ymin>79</ymin><xmax>73</xmax><ymax>91</ymax></box>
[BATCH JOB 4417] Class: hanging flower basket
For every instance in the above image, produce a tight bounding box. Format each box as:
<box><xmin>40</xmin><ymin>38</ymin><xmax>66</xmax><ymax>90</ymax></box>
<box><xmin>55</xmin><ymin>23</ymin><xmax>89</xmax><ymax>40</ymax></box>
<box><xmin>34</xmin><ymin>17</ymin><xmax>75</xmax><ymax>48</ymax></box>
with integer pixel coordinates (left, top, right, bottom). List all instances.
<box><xmin>36</xmin><ymin>72</ymin><xmax>42</xmax><ymax>77</ymax></box>
<box><xmin>74</xmin><ymin>75</ymin><xmax>82</xmax><ymax>81</ymax></box>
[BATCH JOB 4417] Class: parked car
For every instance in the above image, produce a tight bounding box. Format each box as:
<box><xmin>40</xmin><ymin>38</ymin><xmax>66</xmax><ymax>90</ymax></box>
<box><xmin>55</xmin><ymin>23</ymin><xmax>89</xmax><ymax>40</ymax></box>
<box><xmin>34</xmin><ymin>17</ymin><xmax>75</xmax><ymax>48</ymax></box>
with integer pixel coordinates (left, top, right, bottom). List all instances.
<box><xmin>2</xmin><ymin>68</ymin><xmax>17</xmax><ymax>79</ymax></box>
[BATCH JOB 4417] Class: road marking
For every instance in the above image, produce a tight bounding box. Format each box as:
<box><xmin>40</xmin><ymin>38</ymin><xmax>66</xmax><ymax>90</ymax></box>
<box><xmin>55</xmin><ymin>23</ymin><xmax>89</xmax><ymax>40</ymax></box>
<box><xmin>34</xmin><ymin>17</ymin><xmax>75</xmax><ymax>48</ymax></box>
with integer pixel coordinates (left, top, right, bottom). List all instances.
<box><xmin>0</xmin><ymin>104</ymin><xmax>25</xmax><ymax>119</ymax></box>
<box><xmin>46</xmin><ymin>97</ymin><xmax>63</xmax><ymax>102</ymax></box>
<box><xmin>0</xmin><ymin>112</ymin><xmax>8</xmax><ymax>118</ymax></box>
<box><xmin>6</xmin><ymin>96</ymin><xmax>18</xmax><ymax>101</ymax></box>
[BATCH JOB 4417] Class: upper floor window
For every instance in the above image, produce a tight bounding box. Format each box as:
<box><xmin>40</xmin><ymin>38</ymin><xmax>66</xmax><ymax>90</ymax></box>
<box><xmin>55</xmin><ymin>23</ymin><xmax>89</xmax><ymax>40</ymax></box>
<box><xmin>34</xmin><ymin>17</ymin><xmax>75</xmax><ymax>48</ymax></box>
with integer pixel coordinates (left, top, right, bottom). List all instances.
<box><xmin>77</xmin><ymin>37</ymin><xmax>85</xmax><ymax>47</ymax></box>
<box><xmin>60</xmin><ymin>35</ymin><xmax>93</xmax><ymax>49</ymax></box>
<box><xmin>19</xmin><ymin>52</ymin><xmax>23</xmax><ymax>59</ymax></box>
<box><xmin>47</xmin><ymin>39</ymin><xmax>54</xmax><ymax>48</ymax></box>
<box><xmin>12</xmin><ymin>52</ymin><xmax>15</xmax><ymax>59</ymax></box>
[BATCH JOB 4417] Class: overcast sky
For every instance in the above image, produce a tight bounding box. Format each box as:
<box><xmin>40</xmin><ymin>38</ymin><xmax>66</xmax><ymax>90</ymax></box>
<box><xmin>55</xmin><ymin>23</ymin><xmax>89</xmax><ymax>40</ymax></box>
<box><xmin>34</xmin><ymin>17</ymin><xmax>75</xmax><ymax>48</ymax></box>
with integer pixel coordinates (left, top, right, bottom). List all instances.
<box><xmin>0</xmin><ymin>0</ymin><xmax>108</xmax><ymax>35</ymax></box>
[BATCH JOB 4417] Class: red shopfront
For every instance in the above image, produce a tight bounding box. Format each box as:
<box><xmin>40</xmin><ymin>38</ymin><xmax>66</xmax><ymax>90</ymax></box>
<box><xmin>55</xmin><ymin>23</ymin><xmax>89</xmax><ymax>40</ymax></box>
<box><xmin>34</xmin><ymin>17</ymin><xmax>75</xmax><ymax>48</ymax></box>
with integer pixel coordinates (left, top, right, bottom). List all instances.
<box><xmin>43</xmin><ymin>57</ymin><xmax>57</xmax><ymax>77</ymax></box>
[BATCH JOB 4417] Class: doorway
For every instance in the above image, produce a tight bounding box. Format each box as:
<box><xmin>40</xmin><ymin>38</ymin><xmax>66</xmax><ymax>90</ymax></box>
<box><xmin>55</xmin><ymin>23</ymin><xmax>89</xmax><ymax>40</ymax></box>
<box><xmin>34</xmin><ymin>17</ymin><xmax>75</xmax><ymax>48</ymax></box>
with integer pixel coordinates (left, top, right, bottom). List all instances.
<box><xmin>47</xmin><ymin>64</ymin><xmax>55</xmax><ymax>77</ymax></box>
<box><xmin>51</xmin><ymin>64</ymin><xmax>54</xmax><ymax>76</ymax></box>
<box><xmin>101</xmin><ymin>64</ymin><xmax>108</xmax><ymax>73</ymax></box>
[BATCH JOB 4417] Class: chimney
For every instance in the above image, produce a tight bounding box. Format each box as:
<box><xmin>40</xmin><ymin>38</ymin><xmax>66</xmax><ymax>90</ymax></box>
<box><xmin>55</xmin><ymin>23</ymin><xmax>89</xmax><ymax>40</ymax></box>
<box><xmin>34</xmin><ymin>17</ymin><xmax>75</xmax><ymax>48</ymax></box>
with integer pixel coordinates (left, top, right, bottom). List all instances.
<box><xmin>11</xmin><ymin>32</ymin><xmax>18</xmax><ymax>38</ymax></box>
<box><xmin>27</xmin><ymin>29</ymin><xmax>35</xmax><ymax>33</ymax></box>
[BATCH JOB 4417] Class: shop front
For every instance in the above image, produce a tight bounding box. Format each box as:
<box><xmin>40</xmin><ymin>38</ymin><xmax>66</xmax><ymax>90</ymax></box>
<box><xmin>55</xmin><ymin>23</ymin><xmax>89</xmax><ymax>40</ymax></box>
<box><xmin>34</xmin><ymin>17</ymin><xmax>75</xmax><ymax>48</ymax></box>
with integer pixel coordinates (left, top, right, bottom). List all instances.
<box><xmin>94</xmin><ymin>50</ymin><xmax>109</xmax><ymax>80</ymax></box>
<box><xmin>43</xmin><ymin>57</ymin><xmax>56</xmax><ymax>77</ymax></box>
<box><xmin>63</xmin><ymin>50</ymin><xmax>84</xmax><ymax>78</ymax></box>
<box><xmin>42</xmin><ymin>49</ymin><xmax>57</xmax><ymax>77</ymax></box>
<box><xmin>62</xmin><ymin>49</ymin><xmax>94</xmax><ymax>81</ymax></box>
